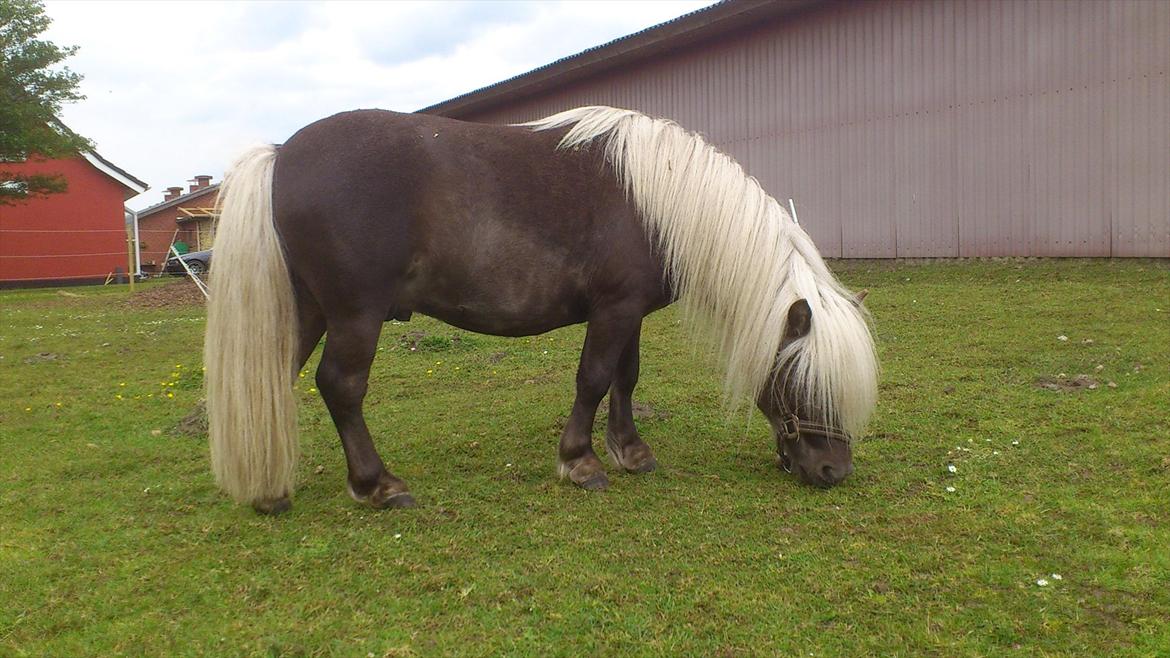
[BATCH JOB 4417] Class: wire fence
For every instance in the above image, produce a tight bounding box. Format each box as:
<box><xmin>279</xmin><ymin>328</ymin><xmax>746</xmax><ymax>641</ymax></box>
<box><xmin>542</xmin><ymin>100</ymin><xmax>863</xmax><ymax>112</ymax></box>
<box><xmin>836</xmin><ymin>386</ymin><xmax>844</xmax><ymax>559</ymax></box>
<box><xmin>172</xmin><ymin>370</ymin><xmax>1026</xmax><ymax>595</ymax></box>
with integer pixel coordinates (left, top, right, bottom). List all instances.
<box><xmin>0</xmin><ymin>227</ymin><xmax>197</xmax><ymax>263</ymax></box>
<box><xmin>0</xmin><ymin>228</ymin><xmax>134</xmax><ymax>233</ymax></box>
<box><xmin>0</xmin><ymin>225</ymin><xmax>209</xmax><ymax>290</ymax></box>
<box><xmin>0</xmin><ymin>272</ymin><xmax>129</xmax><ymax>282</ymax></box>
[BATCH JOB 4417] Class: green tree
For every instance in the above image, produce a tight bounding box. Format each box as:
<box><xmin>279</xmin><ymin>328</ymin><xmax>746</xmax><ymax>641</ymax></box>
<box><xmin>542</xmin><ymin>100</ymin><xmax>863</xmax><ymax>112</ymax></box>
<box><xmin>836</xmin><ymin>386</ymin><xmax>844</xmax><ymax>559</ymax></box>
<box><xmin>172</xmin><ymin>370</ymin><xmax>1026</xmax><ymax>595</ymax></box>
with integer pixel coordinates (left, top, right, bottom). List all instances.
<box><xmin>0</xmin><ymin>0</ymin><xmax>91</xmax><ymax>205</ymax></box>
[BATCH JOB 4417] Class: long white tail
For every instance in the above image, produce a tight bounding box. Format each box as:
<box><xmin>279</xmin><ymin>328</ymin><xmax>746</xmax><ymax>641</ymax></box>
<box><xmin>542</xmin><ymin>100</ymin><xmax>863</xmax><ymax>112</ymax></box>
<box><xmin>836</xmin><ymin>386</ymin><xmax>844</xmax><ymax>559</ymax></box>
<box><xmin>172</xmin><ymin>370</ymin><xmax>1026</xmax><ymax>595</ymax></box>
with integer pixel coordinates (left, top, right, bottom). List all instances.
<box><xmin>204</xmin><ymin>144</ymin><xmax>300</xmax><ymax>506</ymax></box>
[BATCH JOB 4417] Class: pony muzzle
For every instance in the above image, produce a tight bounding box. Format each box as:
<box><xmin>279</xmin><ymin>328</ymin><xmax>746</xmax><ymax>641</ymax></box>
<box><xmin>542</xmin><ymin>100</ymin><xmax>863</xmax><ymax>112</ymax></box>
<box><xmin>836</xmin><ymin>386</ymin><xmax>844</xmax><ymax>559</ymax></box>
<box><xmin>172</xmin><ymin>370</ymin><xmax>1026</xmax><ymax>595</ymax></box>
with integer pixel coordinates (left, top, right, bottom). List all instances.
<box><xmin>775</xmin><ymin>433</ymin><xmax>854</xmax><ymax>488</ymax></box>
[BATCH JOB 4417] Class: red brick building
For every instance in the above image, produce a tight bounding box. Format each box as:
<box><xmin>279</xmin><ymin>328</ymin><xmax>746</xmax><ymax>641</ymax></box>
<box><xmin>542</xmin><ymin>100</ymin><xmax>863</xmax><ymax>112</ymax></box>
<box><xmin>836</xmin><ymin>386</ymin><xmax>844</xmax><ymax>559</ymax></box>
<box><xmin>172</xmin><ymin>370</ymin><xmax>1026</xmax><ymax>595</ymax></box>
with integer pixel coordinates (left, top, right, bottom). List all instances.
<box><xmin>0</xmin><ymin>152</ymin><xmax>147</xmax><ymax>286</ymax></box>
<box><xmin>134</xmin><ymin>176</ymin><xmax>219</xmax><ymax>274</ymax></box>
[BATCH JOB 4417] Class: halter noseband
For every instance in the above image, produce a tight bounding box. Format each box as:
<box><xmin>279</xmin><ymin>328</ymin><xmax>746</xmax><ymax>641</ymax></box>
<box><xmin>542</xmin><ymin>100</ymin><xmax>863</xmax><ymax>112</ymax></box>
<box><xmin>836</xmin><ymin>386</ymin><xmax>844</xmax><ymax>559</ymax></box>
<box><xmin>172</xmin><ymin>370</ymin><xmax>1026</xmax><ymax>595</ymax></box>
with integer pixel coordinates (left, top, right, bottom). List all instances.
<box><xmin>774</xmin><ymin>395</ymin><xmax>853</xmax><ymax>473</ymax></box>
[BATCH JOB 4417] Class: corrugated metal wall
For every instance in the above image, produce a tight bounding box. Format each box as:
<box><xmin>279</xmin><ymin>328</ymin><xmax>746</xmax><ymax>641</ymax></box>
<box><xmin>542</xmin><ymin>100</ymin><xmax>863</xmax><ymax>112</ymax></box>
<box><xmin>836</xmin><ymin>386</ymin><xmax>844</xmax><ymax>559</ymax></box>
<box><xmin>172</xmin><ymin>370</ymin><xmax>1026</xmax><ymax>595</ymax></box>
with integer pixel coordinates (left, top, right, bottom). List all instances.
<box><xmin>451</xmin><ymin>0</ymin><xmax>1169</xmax><ymax>258</ymax></box>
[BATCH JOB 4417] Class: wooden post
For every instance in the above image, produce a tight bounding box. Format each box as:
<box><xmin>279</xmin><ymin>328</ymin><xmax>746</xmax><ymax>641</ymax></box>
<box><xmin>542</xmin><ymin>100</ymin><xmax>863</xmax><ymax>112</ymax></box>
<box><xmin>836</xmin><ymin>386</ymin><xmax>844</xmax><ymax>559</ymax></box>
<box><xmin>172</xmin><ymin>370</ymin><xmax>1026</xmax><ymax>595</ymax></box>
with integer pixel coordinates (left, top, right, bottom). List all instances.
<box><xmin>126</xmin><ymin>226</ymin><xmax>136</xmax><ymax>293</ymax></box>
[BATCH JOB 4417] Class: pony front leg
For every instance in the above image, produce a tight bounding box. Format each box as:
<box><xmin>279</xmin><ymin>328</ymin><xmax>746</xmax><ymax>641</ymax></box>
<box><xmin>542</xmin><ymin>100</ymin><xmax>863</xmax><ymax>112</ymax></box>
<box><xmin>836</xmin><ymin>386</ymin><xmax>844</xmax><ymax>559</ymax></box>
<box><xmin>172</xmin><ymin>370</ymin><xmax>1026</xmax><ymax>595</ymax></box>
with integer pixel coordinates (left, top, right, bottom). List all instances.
<box><xmin>604</xmin><ymin>324</ymin><xmax>657</xmax><ymax>474</ymax></box>
<box><xmin>557</xmin><ymin>310</ymin><xmax>642</xmax><ymax>490</ymax></box>
<box><xmin>316</xmin><ymin>313</ymin><xmax>416</xmax><ymax>509</ymax></box>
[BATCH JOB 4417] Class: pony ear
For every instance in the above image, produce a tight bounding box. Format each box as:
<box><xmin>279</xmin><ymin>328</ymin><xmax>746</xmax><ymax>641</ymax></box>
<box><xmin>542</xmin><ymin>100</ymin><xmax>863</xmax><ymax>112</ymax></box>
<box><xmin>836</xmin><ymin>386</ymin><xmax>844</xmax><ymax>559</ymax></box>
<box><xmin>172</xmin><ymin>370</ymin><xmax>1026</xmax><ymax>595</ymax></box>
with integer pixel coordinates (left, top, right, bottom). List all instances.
<box><xmin>784</xmin><ymin>299</ymin><xmax>812</xmax><ymax>340</ymax></box>
<box><xmin>853</xmin><ymin>289</ymin><xmax>869</xmax><ymax>306</ymax></box>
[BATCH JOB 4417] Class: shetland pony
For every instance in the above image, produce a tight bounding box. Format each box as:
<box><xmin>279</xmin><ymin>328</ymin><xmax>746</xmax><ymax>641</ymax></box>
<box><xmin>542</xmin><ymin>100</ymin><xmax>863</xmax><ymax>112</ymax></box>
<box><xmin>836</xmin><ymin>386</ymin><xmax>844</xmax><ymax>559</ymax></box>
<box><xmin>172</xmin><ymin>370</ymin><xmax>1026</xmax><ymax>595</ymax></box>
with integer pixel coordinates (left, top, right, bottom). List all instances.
<box><xmin>205</xmin><ymin>107</ymin><xmax>878</xmax><ymax>513</ymax></box>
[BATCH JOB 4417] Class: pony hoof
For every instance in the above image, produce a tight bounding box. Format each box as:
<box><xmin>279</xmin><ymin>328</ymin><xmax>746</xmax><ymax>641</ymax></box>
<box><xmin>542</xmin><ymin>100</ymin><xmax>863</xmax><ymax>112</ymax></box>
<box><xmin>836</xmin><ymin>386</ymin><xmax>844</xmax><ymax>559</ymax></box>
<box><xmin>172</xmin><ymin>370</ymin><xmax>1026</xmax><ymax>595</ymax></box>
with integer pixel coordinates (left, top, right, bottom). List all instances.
<box><xmin>252</xmin><ymin>497</ymin><xmax>292</xmax><ymax>515</ymax></box>
<box><xmin>373</xmin><ymin>491</ymin><xmax>417</xmax><ymax>509</ymax></box>
<box><xmin>350</xmin><ymin>477</ymin><xmax>415</xmax><ymax>510</ymax></box>
<box><xmin>606</xmin><ymin>438</ymin><xmax>658</xmax><ymax>474</ymax></box>
<box><xmin>577</xmin><ymin>473</ymin><xmax>610</xmax><ymax>490</ymax></box>
<box><xmin>558</xmin><ymin>458</ymin><xmax>609</xmax><ymax>491</ymax></box>
<box><xmin>626</xmin><ymin>456</ymin><xmax>658</xmax><ymax>474</ymax></box>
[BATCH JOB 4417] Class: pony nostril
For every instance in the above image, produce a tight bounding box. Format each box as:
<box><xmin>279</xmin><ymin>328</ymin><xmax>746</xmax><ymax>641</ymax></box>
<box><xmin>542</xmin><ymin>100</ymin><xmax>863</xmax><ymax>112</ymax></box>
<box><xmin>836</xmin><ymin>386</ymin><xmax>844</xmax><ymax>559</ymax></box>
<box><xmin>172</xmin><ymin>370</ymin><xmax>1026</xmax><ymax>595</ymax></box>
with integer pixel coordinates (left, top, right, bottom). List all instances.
<box><xmin>821</xmin><ymin>463</ymin><xmax>852</xmax><ymax>484</ymax></box>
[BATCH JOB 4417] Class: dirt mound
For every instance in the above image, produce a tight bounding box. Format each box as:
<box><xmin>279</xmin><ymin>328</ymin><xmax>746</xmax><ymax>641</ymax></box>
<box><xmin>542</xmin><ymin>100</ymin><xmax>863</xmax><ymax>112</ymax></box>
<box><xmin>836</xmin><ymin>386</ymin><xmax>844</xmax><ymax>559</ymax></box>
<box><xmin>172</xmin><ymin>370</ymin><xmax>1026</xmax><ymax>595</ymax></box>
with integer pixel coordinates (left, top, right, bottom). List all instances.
<box><xmin>23</xmin><ymin>352</ymin><xmax>60</xmax><ymax>364</ymax></box>
<box><xmin>1036</xmin><ymin>374</ymin><xmax>1099</xmax><ymax>392</ymax></box>
<box><xmin>174</xmin><ymin>399</ymin><xmax>208</xmax><ymax>436</ymax></box>
<box><xmin>126</xmin><ymin>279</ymin><xmax>206</xmax><ymax>309</ymax></box>
<box><xmin>555</xmin><ymin>400</ymin><xmax>671</xmax><ymax>432</ymax></box>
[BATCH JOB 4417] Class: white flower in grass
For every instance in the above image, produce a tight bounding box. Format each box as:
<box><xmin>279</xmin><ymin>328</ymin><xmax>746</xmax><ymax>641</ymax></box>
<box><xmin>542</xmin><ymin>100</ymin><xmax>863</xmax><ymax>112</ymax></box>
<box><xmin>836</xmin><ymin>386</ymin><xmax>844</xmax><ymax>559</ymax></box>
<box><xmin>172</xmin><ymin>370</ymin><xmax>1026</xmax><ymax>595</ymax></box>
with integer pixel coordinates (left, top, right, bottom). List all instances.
<box><xmin>1057</xmin><ymin>335</ymin><xmax>1068</xmax><ymax>341</ymax></box>
<box><xmin>394</xmin><ymin>533</ymin><xmax>402</xmax><ymax>540</ymax></box>
<box><xmin>1051</xmin><ymin>573</ymin><xmax>1063</xmax><ymax>580</ymax></box>
<box><xmin>1036</xmin><ymin>578</ymin><xmax>1049</xmax><ymax>587</ymax></box>
<box><xmin>947</xmin><ymin>464</ymin><xmax>957</xmax><ymax>474</ymax></box>
<box><xmin>945</xmin><ymin>486</ymin><xmax>956</xmax><ymax>493</ymax></box>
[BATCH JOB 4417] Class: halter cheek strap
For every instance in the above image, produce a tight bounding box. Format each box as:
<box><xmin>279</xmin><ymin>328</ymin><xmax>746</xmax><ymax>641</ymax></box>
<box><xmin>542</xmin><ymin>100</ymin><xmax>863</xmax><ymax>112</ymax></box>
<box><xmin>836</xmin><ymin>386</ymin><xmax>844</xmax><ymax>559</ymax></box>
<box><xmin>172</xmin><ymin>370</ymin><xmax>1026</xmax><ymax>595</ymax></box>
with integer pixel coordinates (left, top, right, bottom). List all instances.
<box><xmin>774</xmin><ymin>397</ymin><xmax>853</xmax><ymax>472</ymax></box>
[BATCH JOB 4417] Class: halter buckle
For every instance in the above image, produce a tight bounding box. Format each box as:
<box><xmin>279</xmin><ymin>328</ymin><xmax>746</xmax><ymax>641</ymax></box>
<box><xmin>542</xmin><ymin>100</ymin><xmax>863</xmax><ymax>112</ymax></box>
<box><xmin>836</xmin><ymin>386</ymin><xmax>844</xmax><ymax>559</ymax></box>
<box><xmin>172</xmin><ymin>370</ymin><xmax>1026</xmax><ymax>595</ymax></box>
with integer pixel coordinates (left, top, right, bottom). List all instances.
<box><xmin>780</xmin><ymin>414</ymin><xmax>800</xmax><ymax>440</ymax></box>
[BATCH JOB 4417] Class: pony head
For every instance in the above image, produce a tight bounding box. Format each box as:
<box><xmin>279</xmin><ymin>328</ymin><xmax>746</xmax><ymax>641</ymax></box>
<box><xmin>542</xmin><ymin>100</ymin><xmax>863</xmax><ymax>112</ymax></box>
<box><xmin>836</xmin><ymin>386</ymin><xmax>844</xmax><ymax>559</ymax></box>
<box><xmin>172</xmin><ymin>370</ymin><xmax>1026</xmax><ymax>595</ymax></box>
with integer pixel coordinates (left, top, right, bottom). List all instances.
<box><xmin>757</xmin><ymin>290</ymin><xmax>874</xmax><ymax>488</ymax></box>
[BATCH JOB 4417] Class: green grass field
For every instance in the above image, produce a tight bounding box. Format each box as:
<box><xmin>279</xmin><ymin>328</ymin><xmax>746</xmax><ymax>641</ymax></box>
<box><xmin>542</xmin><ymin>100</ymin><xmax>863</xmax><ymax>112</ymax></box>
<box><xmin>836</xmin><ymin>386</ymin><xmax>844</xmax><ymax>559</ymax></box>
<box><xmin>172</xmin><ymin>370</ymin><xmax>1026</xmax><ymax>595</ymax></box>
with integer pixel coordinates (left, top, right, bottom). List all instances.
<box><xmin>1</xmin><ymin>260</ymin><xmax>1168</xmax><ymax>657</ymax></box>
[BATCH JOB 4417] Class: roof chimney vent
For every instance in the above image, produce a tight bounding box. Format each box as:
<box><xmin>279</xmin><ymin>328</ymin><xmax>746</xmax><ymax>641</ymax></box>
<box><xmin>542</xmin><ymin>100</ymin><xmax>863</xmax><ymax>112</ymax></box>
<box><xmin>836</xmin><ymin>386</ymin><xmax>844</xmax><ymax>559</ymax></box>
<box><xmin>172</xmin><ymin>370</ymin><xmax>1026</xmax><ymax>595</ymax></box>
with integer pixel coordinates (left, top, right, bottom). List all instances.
<box><xmin>189</xmin><ymin>175</ymin><xmax>213</xmax><ymax>193</ymax></box>
<box><xmin>164</xmin><ymin>186</ymin><xmax>184</xmax><ymax>201</ymax></box>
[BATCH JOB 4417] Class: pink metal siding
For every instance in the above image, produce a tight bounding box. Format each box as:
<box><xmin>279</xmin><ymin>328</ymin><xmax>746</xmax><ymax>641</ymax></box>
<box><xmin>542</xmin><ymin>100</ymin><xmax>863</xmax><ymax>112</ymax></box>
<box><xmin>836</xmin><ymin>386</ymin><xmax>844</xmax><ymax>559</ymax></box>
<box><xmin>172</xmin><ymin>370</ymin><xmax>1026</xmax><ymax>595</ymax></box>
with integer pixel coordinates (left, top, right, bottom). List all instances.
<box><xmin>442</xmin><ymin>0</ymin><xmax>1169</xmax><ymax>258</ymax></box>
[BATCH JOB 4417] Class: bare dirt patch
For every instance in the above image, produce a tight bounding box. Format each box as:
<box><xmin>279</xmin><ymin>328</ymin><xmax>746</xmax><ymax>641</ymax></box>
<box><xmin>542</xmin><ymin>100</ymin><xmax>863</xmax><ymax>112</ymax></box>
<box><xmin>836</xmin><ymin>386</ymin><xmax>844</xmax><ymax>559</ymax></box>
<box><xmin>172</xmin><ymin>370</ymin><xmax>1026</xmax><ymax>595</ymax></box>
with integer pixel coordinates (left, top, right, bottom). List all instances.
<box><xmin>1035</xmin><ymin>374</ymin><xmax>1099</xmax><ymax>392</ymax></box>
<box><xmin>126</xmin><ymin>280</ymin><xmax>206</xmax><ymax>310</ymax></box>
<box><xmin>23</xmin><ymin>352</ymin><xmax>60</xmax><ymax>364</ymax></box>
<box><xmin>174</xmin><ymin>399</ymin><xmax>208</xmax><ymax>437</ymax></box>
<box><xmin>397</xmin><ymin>330</ymin><xmax>430</xmax><ymax>350</ymax></box>
<box><xmin>625</xmin><ymin>400</ymin><xmax>671</xmax><ymax>421</ymax></box>
<box><xmin>554</xmin><ymin>399</ymin><xmax>671</xmax><ymax>432</ymax></box>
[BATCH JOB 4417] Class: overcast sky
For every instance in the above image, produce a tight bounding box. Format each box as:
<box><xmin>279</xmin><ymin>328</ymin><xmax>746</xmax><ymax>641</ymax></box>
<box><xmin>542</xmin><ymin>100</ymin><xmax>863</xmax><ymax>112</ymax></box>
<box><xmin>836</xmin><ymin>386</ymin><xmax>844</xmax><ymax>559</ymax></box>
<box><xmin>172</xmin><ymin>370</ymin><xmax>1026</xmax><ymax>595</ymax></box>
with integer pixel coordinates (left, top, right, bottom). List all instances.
<box><xmin>42</xmin><ymin>0</ymin><xmax>713</xmax><ymax>210</ymax></box>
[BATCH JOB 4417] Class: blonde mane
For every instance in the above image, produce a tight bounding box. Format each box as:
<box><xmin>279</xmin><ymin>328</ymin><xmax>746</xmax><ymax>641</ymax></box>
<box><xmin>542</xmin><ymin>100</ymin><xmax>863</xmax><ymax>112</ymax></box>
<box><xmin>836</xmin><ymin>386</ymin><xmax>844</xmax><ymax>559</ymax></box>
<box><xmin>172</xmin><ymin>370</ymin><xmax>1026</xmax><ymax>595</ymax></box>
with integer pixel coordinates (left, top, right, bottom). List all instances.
<box><xmin>526</xmin><ymin>106</ymin><xmax>878</xmax><ymax>436</ymax></box>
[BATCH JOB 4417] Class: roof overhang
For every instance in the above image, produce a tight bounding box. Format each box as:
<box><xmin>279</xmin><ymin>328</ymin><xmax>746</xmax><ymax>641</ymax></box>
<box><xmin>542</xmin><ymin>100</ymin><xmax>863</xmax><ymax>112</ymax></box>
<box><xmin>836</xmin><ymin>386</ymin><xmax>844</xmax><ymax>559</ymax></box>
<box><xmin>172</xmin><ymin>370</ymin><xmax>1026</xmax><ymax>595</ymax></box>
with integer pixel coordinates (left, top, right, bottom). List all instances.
<box><xmin>136</xmin><ymin>184</ymin><xmax>220</xmax><ymax>218</ymax></box>
<box><xmin>81</xmin><ymin>150</ymin><xmax>148</xmax><ymax>198</ymax></box>
<box><xmin>419</xmin><ymin>0</ymin><xmax>826</xmax><ymax>119</ymax></box>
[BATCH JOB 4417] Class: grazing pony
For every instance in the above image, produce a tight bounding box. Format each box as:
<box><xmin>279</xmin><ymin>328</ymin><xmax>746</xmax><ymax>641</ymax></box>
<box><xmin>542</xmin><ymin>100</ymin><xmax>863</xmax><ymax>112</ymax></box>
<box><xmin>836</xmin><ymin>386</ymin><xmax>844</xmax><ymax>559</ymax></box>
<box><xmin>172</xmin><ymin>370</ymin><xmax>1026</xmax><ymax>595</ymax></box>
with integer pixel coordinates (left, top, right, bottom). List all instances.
<box><xmin>205</xmin><ymin>106</ymin><xmax>878</xmax><ymax>513</ymax></box>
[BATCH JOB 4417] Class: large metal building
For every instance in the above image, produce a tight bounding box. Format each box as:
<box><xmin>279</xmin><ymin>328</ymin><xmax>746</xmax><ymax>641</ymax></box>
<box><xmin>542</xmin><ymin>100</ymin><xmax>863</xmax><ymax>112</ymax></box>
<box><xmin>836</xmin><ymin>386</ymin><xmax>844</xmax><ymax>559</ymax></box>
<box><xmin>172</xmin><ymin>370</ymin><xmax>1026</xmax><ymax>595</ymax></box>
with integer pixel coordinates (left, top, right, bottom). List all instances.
<box><xmin>422</xmin><ymin>0</ymin><xmax>1169</xmax><ymax>258</ymax></box>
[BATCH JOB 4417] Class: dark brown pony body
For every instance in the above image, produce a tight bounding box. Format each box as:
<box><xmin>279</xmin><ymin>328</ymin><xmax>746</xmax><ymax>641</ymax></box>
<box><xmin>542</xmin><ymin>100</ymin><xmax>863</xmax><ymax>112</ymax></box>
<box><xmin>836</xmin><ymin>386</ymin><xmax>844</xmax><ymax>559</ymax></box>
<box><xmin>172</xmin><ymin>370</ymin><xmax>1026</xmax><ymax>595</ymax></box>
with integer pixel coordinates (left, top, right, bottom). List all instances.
<box><xmin>207</xmin><ymin>108</ymin><xmax>862</xmax><ymax>514</ymax></box>
<box><xmin>275</xmin><ymin>110</ymin><xmax>671</xmax><ymax>507</ymax></box>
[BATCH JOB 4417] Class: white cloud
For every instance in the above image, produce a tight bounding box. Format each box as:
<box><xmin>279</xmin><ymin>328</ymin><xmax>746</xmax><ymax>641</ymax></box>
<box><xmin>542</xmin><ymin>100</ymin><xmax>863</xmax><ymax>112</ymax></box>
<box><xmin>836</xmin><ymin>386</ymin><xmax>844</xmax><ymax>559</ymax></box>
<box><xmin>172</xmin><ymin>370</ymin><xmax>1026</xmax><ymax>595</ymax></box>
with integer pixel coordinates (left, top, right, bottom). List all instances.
<box><xmin>42</xmin><ymin>0</ymin><xmax>713</xmax><ymax>209</ymax></box>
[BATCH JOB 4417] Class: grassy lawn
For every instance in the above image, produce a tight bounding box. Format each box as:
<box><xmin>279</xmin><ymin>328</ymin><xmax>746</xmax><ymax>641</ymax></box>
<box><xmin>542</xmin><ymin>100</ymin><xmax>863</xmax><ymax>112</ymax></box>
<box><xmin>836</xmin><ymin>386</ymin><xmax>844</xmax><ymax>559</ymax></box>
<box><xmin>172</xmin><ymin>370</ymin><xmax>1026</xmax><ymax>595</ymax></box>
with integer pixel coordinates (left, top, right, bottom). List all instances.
<box><xmin>1</xmin><ymin>260</ymin><xmax>1168</xmax><ymax>657</ymax></box>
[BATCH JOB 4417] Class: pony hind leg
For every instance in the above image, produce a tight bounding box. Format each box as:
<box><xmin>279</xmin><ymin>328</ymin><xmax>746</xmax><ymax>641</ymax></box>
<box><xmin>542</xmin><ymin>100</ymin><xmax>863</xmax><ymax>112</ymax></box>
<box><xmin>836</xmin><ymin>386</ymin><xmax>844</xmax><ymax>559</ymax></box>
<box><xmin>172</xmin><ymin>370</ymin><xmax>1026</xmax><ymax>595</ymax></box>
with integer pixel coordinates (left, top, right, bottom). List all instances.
<box><xmin>315</xmin><ymin>311</ymin><xmax>415</xmax><ymax>509</ymax></box>
<box><xmin>604</xmin><ymin>323</ymin><xmax>658</xmax><ymax>474</ymax></box>
<box><xmin>558</xmin><ymin>307</ymin><xmax>644</xmax><ymax>490</ymax></box>
<box><xmin>293</xmin><ymin>277</ymin><xmax>326</xmax><ymax>372</ymax></box>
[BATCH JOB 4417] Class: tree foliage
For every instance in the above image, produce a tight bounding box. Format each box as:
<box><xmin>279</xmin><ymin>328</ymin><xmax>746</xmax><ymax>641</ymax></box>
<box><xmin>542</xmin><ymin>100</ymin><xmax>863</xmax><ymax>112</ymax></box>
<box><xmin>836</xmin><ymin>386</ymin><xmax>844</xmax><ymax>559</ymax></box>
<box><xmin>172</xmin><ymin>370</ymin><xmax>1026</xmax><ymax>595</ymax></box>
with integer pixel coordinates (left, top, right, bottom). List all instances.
<box><xmin>0</xmin><ymin>0</ymin><xmax>91</xmax><ymax>205</ymax></box>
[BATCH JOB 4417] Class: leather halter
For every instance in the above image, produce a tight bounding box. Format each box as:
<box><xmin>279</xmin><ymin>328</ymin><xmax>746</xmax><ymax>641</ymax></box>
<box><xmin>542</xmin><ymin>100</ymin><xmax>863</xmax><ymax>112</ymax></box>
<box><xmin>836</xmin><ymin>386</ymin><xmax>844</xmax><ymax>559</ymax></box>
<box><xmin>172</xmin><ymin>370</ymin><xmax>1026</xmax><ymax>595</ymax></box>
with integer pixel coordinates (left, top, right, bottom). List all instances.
<box><xmin>774</xmin><ymin>394</ymin><xmax>853</xmax><ymax>473</ymax></box>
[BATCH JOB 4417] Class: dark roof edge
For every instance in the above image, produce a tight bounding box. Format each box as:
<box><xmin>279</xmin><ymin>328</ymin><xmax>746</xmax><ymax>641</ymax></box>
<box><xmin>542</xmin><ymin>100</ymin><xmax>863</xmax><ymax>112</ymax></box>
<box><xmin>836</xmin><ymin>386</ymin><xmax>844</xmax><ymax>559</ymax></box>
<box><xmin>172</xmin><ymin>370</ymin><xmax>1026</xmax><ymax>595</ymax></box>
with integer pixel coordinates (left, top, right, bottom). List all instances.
<box><xmin>136</xmin><ymin>183</ymin><xmax>221</xmax><ymax>217</ymax></box>
<box><xmin>83</xmin><ymin>149</ymin><xmax>149</xmax><ymax>193</ymax></box>
<box><xmin>46</xmin><ymin>118</ymin><xmax>149</xmax><ymax>196</ymax></box>
<box><xmin>418</xmin><ymin>0</ymin><xmax>824</xmax><ymax>119</ymax></box>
